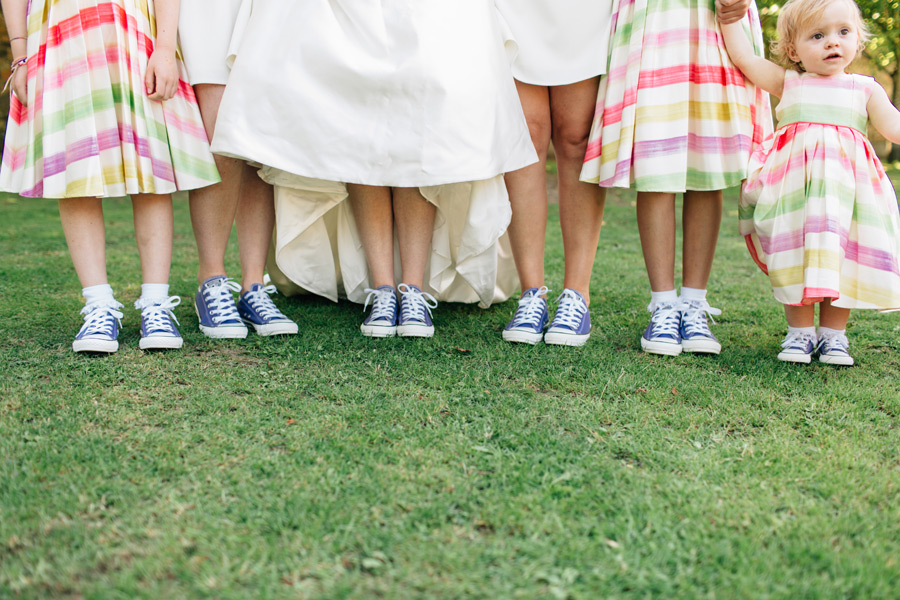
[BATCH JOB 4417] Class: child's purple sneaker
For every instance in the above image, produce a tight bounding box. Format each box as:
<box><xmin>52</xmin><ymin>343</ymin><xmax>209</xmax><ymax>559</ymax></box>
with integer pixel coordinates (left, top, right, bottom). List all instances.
<box><xmin>73</xmin><ymin>302</ymin><xmax>124</xmax><ymax>354</ymax></box>
<box><xmin>502</xmin><ymin>286</ymin><xmax>550</xmax><ymax>345</ymax></box>
<box><xmin>777</xmin><ymin>330</ymin><xmax>816</xmax><ymax>364</ymax></box>
<box><xmin>545</xmin><ymin>289</ymin><xmax>591</xmax><ymax>346</ymax></box>
<box><xmin>238</xmin><ymin>283</ymin><xmax>298</xmax><ymax>336</ymax></box>
<box><xmin>361</xmin><ymin>285</ymin><xmax>398</xmax><ymax>337</ymax></box>
<box><xmin>397</xmin><ymin>283</ymin><xmax>437</xmax><ymax>338</ymax></box>
<box><xmin>641</xmin><ymin>302</ymin><xmax>682</xmax><ymax>355</ymax></box>
<box><xmin>679</xmin><ymin>298</ymin><xmax>722</xmax><ymax>354</ymax></box>
<box><xmin>816</xmin><ymin>333</ymin><xmax>854</xmax><ymax>366</ymax></box>
<box><xmin>194</xmin><ymin>276</ymin><xmax>248</xmax><ymax>339</ymax></box>
<box><xmin>136</xmin><ymin>296</ymin><xmax>183</xmax><ymax>350</ymax></box>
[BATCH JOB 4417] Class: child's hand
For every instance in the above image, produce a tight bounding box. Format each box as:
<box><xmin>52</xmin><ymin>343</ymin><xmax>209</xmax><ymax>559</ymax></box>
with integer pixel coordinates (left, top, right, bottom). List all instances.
<box><xmin>145</xmin><ymin>48</ymin><xmax>179</xmax><ymax>102</ymax></box>
<box><xmin>716</xmin><ymin>0</ymin><xmax>752</xmax><ymax>24</ymax></box>
<box><xmin>11</xmin><ymin>66</ymin><xmax>27</xmax><ymax>106</ymax></box>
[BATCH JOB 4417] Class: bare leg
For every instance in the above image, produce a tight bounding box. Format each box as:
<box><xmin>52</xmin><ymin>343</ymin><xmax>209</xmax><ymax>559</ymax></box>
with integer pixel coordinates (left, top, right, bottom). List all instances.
<box><xmin>819</xmin><ymin>299</ymin><xmax>850</xmax><ymax>330</ymax></box>
<box><xmin>58</xmin><ymin>197</ymin><xmax>108</xmax><ymax>288</ymax></box>
<box><xmin>236</xmin><ymin>162</ymin><xmax>275</xmax><ymax>291</ymax></box>
<box><xmin>132</xmin><ymin>193</ymin><xmax>174</xmax><ymax>284</ymax></box>
<box><xmin>784</xmin><ymin>304</ymin><xmax>816</xmax><ymax>328</ymax></box>
<box><xmin>393</xmin><ymin>187</ymin><xmax>436</xmax><ymax>289</ymax></box>
<box><xmin>682</xmin><ymin>190</ymin><xmax>722</xmax><ymax>290</ymax></box>
<box><xmin>636</xmin><ymin>192</ymin><xmax>677</xmax><ymax>291</ymax></box>
<box><xmin>504</xmin><ymin>81</ymin><xmax>551</xmax><ymax>294</ymax></box>
<box><xmin>551</xmin><ymin>77</ymin><xmax>605</xmax><ymax>305</ymax></box>
<box><xmin>189</xmin><ymin>83</ymin><xmax>242</xmax><ymax>284</ymax></box>
<box><xmin>347</xmin><ymin>184</ymin><xmax>395</xmax><ymax>288</ymax></box>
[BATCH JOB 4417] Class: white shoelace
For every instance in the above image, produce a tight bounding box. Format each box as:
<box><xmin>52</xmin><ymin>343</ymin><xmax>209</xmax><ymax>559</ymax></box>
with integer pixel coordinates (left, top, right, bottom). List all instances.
<box><xmin>363</xmin><ymin>287</ymin><xmax>397</xmax><ymax>321</ymax></box>
<box><xmin>552</xmin><ymin>289</ymin><xmax>587</xmax><ymax>329</ymax></box>
<box><xmin>816</xmin><ymin>332</ymin><xmax>849</xmax><ymax>354</ymax></box>
<box><xmin>202</xmin><ymin>278</ymin><xmax>242</xmax><ymax>324</ymax></box>
<box><xmin>244</xmin><ymin>285</ymin><xmax>284</xmax><ymax>321</ymax></box>
<box><xmin>135</xmin><ymin>296</ymin><xmax>181</xmax><ymax>333</ymax></box>
<box><xmin>398</xmin><ymin>283</ymin><xmax>438</xmax><ymax>322</ymax></box>
<box><xmin>679</xmin><ymin>299</ymin><xmax>722</xmax><ymax>337</ymax></box>
<box><xmin>647</xmin><ymin>302</ymin><xmax>681</xmax><ymax>337</ymax></box>
<box><xmin>781</xmin><ymin>330</ymin><xmax>817</xmax><ymax>350</ymax></box>
<box><xmin>79</xmin><ymin>301</ymin><xmax>124</xmax><ymax>337</ymax></box>
<box><xmin>511</xmin><ymin>286</ymin><xmax>549</xmax><ymax>327</ymax></box>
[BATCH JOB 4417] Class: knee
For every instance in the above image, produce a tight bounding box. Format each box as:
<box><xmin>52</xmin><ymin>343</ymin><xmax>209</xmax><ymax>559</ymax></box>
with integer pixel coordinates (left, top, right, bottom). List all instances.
<box><xmin>525</xmin><ymin>116</ymin><xmax>552</xmax><ymax>159</ymax></box>
<box><xmin>552</xmin><ymin>123</ymin><xmax>591</xmax><ymax>163</ymax></box>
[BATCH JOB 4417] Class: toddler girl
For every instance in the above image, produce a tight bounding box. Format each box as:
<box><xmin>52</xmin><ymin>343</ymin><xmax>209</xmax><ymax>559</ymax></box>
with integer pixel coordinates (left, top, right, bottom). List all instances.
<box><xmin>1</xmin><ymin>0</ymin><xmax>220</xmax><ymax>353</ymax></box>
<box><xmin>721</xmin><ymin>0</ymin><xmax>900</xmax><ymax>365</ymax></box>
<box><xmin>581</xmin><ymin>0</ymin><xmax>772</xmax><ymax>356</ymax></box>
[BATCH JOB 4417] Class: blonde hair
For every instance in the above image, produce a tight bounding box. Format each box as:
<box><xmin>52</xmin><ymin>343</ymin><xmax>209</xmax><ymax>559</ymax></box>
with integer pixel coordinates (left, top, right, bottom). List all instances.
<box><xmin>772</xmin><ymin>0</ymin><xmax>870</xmax><ymax>71</ymax></box>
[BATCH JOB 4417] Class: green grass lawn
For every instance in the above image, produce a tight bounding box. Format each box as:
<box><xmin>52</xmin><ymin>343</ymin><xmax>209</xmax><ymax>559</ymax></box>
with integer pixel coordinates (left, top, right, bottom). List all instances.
<box><xmin>2</xmin><ymin>182</ymin><xmax>900</xmax><ymax>599</ymax></box>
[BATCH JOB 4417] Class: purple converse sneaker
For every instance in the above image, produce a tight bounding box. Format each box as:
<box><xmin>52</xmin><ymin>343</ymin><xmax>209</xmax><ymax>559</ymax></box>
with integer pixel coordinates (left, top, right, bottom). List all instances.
<box><xmin>136</xmin><ymin>296</ymin><xmax>183</xmax><ymax>350</ymax></box>
<box><xmin>397</xmin><ymin>283</ymin><xmax>437</xmax><ymax>338</ymax></box>
<box><xmin>641</xmin><ymin>302</ymin><xmax>682</xmax><ymax>355</ymax></box>
<box><xmin>777</xmin><ymin>330</ymin><xmax>816</xmax><ymax>364</ymax></box>
<box><xmin>679</xmin><ymin>298</ymin><xmax>722</xmax><ymax>354</ymax></box>
<box><xmin>502</xmin><ymin>286</ymin><xmax>550</xmax><ymax>345</ymax></box>
<box><xmin>361</xmin><ymin>285</ymin><xmax>398</xmax><ymax>337</ymax></box>
<box><xmin>194</xmin><ymin>276</ymin><xmax>248</xmax><ymax>339</ymax></box>
<box><xmin>72</xmin><ymin>302</ymin><xmax>124</xmax><ymax>354</ymax></box>
<box><xmin>816</xmin><ymin>333</ymin><xmax>854</xmax><ymax>366</ymax></box>
<box><xmin>545</xmin><ymin>289</ymin><xmax>591</xmax><ymax>346</ymax></box>
<box><xmin>238</xmin><ymin>283</ymin><xmax>298</xmax><ymax>336</ymax></box>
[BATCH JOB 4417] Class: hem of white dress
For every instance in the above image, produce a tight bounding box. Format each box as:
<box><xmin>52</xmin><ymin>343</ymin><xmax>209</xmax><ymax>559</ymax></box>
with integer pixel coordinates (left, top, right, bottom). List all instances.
<box><xmin>212</xmin><ymin>148</ymin><xmax>536</xmax><ymax>189</ymax></box>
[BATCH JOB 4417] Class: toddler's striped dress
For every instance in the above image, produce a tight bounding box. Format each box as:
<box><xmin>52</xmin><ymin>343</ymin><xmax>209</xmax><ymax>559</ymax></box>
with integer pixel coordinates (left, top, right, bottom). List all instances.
<box><xmin>741</xmin><ymin>71</ymin><xmax>900</xmax><ymax>309</ymax></box>
<box><xmin>580</xmin><ymin>0</ymin><xmax>771</xmax><ymax>192</ymax></box>
<box><xmin>0</xmin><ymin>0</ymin><xmax>219</xmax><ymax>198</ymax></box>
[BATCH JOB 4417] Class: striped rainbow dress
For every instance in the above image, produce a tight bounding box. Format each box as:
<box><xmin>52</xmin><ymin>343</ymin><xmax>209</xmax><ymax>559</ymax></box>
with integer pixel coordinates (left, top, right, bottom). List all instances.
<box><xmin>741</xmin><ymin>71</ymin><xmax>900</xmax><ymax>309</ymax></box>
<box><xmin>0</xmin><ymin>0</ymin><xmax>220</xmax><ymax>198</ymax></box>
<box><xmin>580</xmin><ymin>0</ymin><xmax>772</xmax><ymax>192</ymax></box>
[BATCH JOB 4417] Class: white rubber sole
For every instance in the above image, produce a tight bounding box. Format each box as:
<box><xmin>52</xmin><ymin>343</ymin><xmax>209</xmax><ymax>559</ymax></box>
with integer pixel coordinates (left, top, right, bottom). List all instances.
<box><xmin>195</xmin><ymin>305</ymin><xmax>248</xmax><ymax>339</ymax></box>
<box><xmin>397</xmin><ymin>324</ymin><xmax>434</xmax><ymax>338</ymax></box>
<box><xmin>73</xmin><ymin>338</ymin><xmax>118</xmax><ymax>353</ymax></box>
<box><xmin>140</xmin><ymin>335</ymin><xmax>184</xmax><ymax>350</ymax></box>
<box><xmin>641</xmin><ymin>337</ymin><xmax>683</xmax><ymax>356</ymax></box>
<box><xmin>246</xmin><ymin>320</ymin><xmax>299</xmax><ymax>336</ymax></box>
<box><xmin>682</xmin><ymin>339</ymin><xmax>721</xmax><ymax>354</ymax></box>
<box><xmin>361</xmin><ymin>323</ymin><xmax>397</xmax><ymax>337</ymax></box>
<box><xmin>544</xmin><ymin>330</ymin><xmax>589</xmax><ymax>347</ymax></box>
<box><xmin>777</xmin><ymin>350</ymin><xmax>812</xmax><ymax>364</ymax></box>
<box><xmin>818</xmin><ymin>353</ymin><xmax>854</xmax><ymax>366</ymax></box>
<box><xmin>502</xmin><ymin>328</ymin><xmax>544</xmax><ymax>345</ymax></box>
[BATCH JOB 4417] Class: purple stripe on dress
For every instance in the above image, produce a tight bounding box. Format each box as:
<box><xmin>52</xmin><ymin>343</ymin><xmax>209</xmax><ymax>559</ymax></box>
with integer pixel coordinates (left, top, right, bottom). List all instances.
<box><xmin>633</xmin><ymin>134</ymin><xmax>751</xmax><ymax>159</ymax></box>
<box><xmin>845</xmin><ymin>241</ymin><xmax>900</xmax><ymax>275</ymax></box>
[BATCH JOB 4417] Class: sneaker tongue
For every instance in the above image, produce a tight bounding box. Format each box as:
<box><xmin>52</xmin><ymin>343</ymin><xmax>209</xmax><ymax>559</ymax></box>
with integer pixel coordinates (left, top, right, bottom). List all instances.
<box><xmin>204</xmin><ymin>277</ymin><xmax>227</xmax><ymax>289</ymax></box>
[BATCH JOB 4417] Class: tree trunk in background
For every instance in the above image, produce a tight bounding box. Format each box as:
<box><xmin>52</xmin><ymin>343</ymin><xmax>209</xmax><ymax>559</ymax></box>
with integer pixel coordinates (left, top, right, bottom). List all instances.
<box><xmin>1</xmin><ymin>20</ymin><xmax>10</xmax><ymax>146</ymax></box>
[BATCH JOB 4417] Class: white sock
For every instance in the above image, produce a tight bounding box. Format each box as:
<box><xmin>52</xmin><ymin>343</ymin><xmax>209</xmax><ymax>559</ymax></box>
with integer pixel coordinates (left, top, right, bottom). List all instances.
<box><xmin>140</xmin><ymin>283</ymin><xmax>170</xmax><ymax>305</ymax></box>
<box><xmin>680</xmin><ymin>287</ymin><xmax>707</xmax><ymax>303</ymax></box>
<box><xmin>817</xmin><ymin>326</ymin><xmax>845</xmax><ymax>339</ymax></box>
<box><xmin>83</xmin><ymin>284</ymin><xmax>115</xmax><ymax>307</ymax></box>
<box><xmin>649</xmin><ymin>289</ymin><xmax>678</xmax><ymax>311</ymax></box>
<box><xmin>788</xmin><ymin>326</ymin><xmax>816</xmax><ymax>338</ymax></box>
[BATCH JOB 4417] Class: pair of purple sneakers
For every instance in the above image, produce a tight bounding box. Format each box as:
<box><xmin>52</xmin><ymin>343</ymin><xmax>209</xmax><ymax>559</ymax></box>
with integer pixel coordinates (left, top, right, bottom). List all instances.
<box><xmin>361</xmin><ymin>284</ymin><xmax>438</xmax><ymax>338</ymax></box>
<box><xmin>641</xmin><ymin>299</ymin><xmax>721</xmax><ymax>356</ymax></box>
<box><xmin>194</xmin><ymin>276</ymin><xmax>298</xmax><ymax>338</ymax></box>
<box><xmin>503</xmin><ymin>287</ymin><xmax>591</xmax><ymax>346</ymax></box>
<box><xmin>72</xmin><ymin>296</ymin><xmax>183</xmax><ymax>353</ymax></box>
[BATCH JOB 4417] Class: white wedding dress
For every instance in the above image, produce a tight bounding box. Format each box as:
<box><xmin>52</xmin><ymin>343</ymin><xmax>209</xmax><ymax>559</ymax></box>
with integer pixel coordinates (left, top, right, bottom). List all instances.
<box><xmin>212</xmin><ymin>0</ymin><xmax>537</xmax><ymax>307</ymax></box>
<box><xmin>494</xmin><ymin>0</ymin><xmax>613</xmax><ymax>85</ymax></box>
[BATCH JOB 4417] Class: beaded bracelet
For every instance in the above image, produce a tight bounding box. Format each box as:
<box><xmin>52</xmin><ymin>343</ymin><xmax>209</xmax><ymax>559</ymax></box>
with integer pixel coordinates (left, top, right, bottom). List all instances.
<box><xmin>10</xmin><ymin>36</ymin><xmax>26</xmax><ymax>43</ymax></box>
<box><xmin>3</xmin><ymin>57</ymin><xmax>28</xmax><ymax>94</ymax></box>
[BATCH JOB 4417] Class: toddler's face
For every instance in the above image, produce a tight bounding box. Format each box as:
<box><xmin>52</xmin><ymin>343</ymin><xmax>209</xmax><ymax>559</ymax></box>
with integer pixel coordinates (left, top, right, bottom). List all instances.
<box><xmin>788</xmin><ymin>0</ymin><xmax>860</xmax><ymax>76</ymax></box>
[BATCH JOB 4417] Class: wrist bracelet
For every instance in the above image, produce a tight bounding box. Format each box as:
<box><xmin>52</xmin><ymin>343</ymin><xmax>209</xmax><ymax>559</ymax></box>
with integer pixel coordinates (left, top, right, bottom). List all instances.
<box><xmin>3</xmin><ymin>57</ymin><xmax>28</xmax><ymax>94</ymax></box>
<box><xmin>10</xmin><ymin>37</ymin><xmax>26</xmax><ymax>43</ymax></box>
